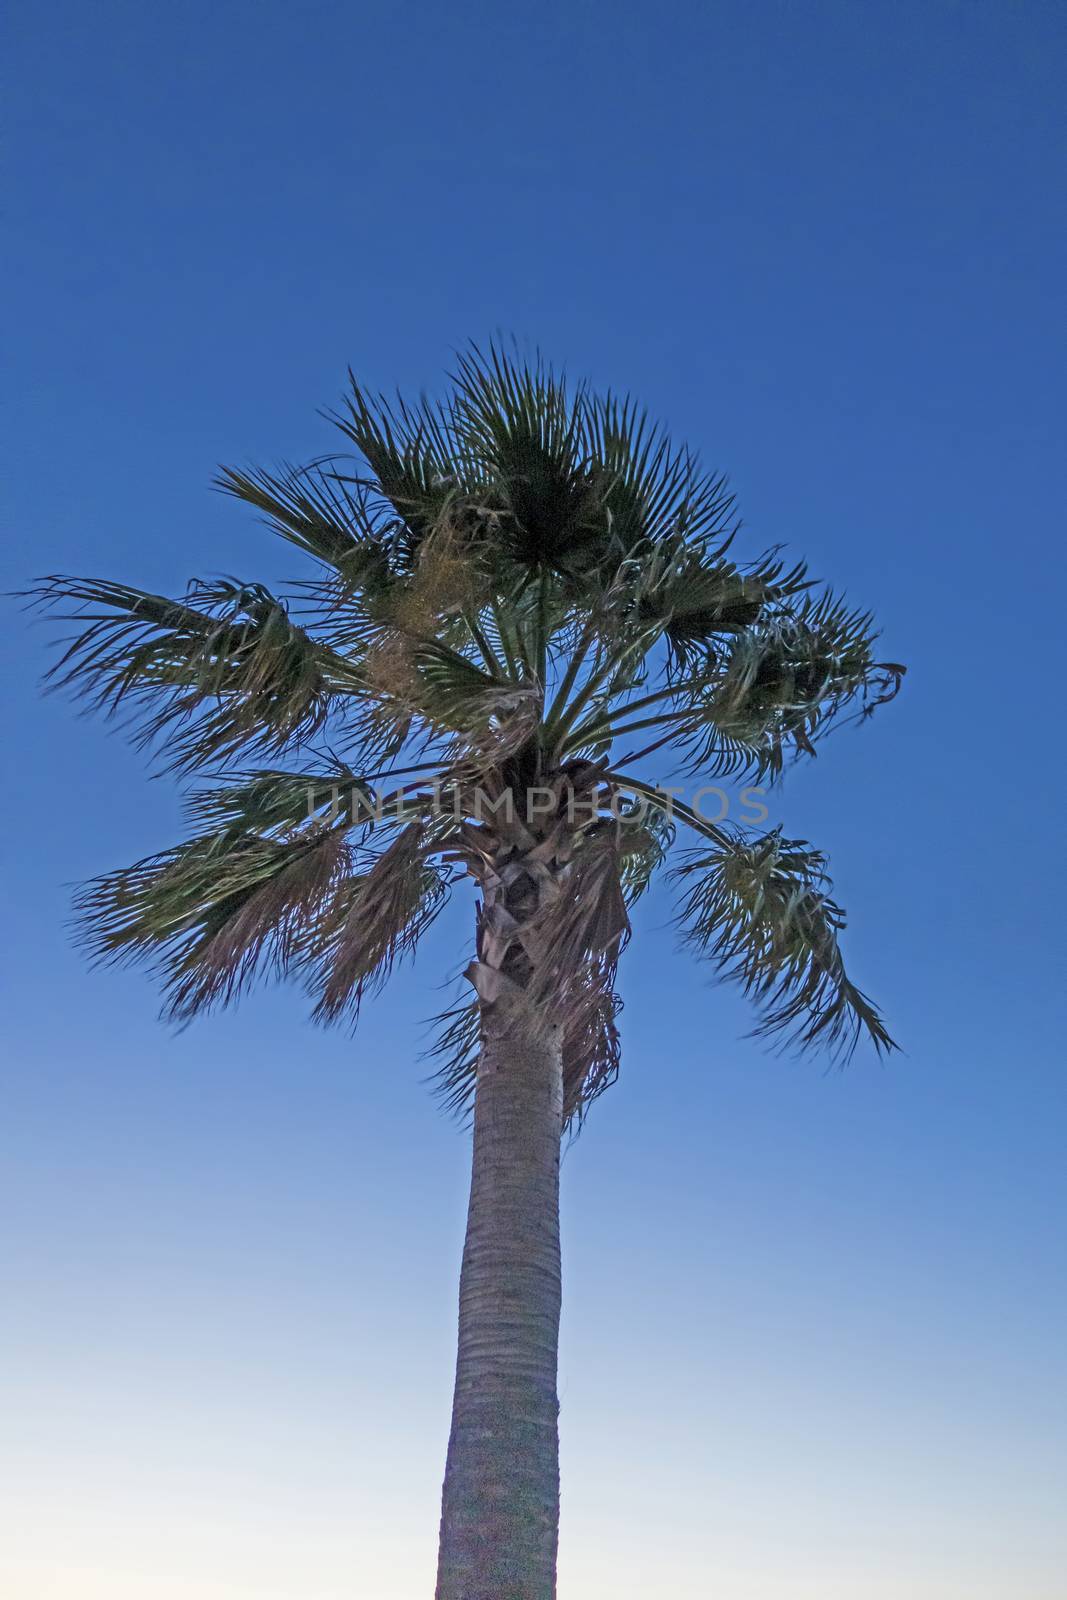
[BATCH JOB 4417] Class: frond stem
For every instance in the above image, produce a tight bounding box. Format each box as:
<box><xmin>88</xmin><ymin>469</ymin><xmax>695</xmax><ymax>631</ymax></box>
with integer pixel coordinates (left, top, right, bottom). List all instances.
<box><xmin>543</xmin><ymin>612</ymin><xmax>598</xmax><ymax>735</ymax></box>
<box><xmin>548</xmin><ymin>640</ymin><xmax>646</xmax><ymax>755</ymax></box>
<box><xmin>464</xmin><ymin>614</ymin><xmax>504</xmax><ymax>677</ymax></box>
<box><xmin>562</xmin><ymin>704</ymin><xmax>700</xmax><ymax>756</ymax></box>
<box><xmin>488</xmin><ymin>597</ymin><xmax>519</xmax><ymax>678</ymax></box>
<box><xmin>604</xmin><ymin>770</ymin><xmax>733</xmax><ymax>850</ymax></box>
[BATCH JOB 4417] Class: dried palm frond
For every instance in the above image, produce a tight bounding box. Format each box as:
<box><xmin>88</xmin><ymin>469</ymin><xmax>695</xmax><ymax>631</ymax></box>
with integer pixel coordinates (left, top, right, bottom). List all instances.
<box><xmin>427</xmin><ymin>994</ymin><xmax>483</xmax><ymax>1122</ymax></box>
<box><xmin>559</xmin><ymin>958</ymin><xmax>624</xmax><ymax>1125</ymax></box>
<box><xmin>311</xmin><ymin>822</ymin><xmax>449</xmax><ymax>1023</ymax></box>
<box><xmin>520</xmin><ymin>831</ymin><xmax>631</xmax><ymax>1006</ymax></box>
<box><xmin>427</xmin><ymin>955</ymin><xmax>622</xmax><ymax>1130</ymax></box>
<box><xmin>164</xmin><ymin>828</ymin><xmax>353</xmax><ymax>1020</ymax></box>
<box><xmin>75</xmin><ymin>824</ymin><xmax>355</xmax><ymax>1021</ymax></box>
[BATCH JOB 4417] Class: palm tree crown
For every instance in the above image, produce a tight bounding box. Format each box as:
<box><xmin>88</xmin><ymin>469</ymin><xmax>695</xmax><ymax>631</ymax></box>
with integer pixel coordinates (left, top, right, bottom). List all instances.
<box><xmin>30</xmin><ymin>344</ymin><xmax>904</xmax><ymax>1126</ymax></box>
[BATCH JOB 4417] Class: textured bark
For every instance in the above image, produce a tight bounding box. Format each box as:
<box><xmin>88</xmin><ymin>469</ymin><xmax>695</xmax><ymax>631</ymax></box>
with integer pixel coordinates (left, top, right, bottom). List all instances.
<box><xmin>435</xmin><ymin>998</ymin><xmax>564</xmax><ymax>1600</ymax></box>
<box><xmin>435</xmin><ymin>774</ymin><xmax>626</xmax><ymax>1597</ymax></box>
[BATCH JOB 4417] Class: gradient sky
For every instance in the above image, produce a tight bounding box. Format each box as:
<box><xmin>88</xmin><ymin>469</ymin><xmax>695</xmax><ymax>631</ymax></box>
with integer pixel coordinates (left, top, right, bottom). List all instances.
<box><xmin>3</xmin><ymin>3</ymin><xmax>1066</xmax><ymax>1596</ymax></box>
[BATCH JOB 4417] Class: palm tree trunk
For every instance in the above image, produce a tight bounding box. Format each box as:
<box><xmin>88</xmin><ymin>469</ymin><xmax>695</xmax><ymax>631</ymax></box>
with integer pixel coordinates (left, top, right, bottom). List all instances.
<box><xmin>435</xmin><ymin>999</ymin><xmax>564</xmax><ymax>1600</ymax></box>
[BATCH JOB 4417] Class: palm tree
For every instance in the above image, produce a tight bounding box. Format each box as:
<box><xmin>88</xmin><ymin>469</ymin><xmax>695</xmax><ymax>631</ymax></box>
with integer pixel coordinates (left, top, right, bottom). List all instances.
<box><xmin>29</xmin><ymin>345</ymin><xmax>903</xmax><ymax>1599</ymax></box>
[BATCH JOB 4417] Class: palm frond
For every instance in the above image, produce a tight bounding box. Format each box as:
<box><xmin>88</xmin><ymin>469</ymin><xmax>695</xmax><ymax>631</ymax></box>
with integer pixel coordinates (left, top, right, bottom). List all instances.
<box><xmin>215</xmin><ymin>460</ymin><xmax>393</xmax><ymax>585</ymax></box>
<box><xmin>522</xmin><ymin>829</ymin><xmax>631</xmax><ymax>1005</ymax></box>
<box><xmin>616</xmin><ymin>799</ymin><xmax>676</xmax><ymax>904</ymax></box>
<box><xmin>27</xmin><ymin>575</ymin><xmax>364</xmax><ymax>771</ymax></box>
<box><xmin>670</xmin><ymin>829</ymin><xmax>895</xmax><ymax>1060</ymax></box>
<box><xmin>75</xmin><ymin>823</ymin><xmax>354</xmax><ymax>1021</ymax></box>
<box><xmin>427</xmin><ymin>956</ymin><xmax>623</xmax><ymax>1131</ymax></box>
<box><xmin>582</xmin><ymin>392</ymin><xmax>738</xmax><ymax>550</ymax></box>
<box><xmin>659</xmin><ymin>553</ymin><xmax>811</xmax><ymax>675</ymax></box>
<box><xmin>704</xmin><ymin>589</ymin><xmax>904</xmax><ymax>763</ymax></box>
<box><xmin>327</xmin><ymin>377</ymin><xmax>463</xmax><ymax>555</ymax></box>
<box><xmin>559</xmin><ymin>958</ymin><xmax>624</xmax><ymax>1126</ymax></box>
<box><xmin>311</xmin><ymin>821</ymin><xmax>449</xmax><ymax>1023</ymax></box>
<box><xmin>427</xmin><ymin>993</ymin><xmax>482</xmax><ymax>1122</ymax></box>
<box><xmin>605</xmin><ymin>584</ymin><xmax>904</xmax><ymax>781</ymax></box>
<box><xmin>451</xmin><ymin>344</ymin><xmax>610</xmax><ymax>576</ymax></box>
<box><xmin>183</xmin><ymin>764</ymin><xmax>378</xmax><ymax>838</ymax></box>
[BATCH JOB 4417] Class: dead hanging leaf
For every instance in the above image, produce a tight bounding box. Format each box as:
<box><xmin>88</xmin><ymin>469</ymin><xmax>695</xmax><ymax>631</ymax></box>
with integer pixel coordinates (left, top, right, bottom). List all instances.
<box><xmin>311</xmin><ymin>822</ymin><xmax>447</xmax><ymax>1023</ymax></box>
<box><xmin>525</xmin><ymin>835</ymin><xmax>630</xmax><ymax>1006</ymax></box>
<box><xmin>145</xmin><ymin>826</ymin><xmax>353</xmax><ymax>1022</ymax></box>
<box><xmin>560</xmin><ymin>958</ymin><xmax>623</xmax><ymax>1123</ymax></box>
<box><xmin>442</xmin><ymin>681</ymin><xmax>542</xmax><ymax>780</ymax></box>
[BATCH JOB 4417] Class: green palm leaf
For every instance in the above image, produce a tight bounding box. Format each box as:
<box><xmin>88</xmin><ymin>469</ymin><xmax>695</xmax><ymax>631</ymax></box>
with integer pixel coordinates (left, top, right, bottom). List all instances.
<box><xmin>670</xmin><ymin>829</ymin><xmax>895</xmax><ymax>1060</ymax></box>
<box><xmin>27</xmin><ymin>574</ymin><xmax>363</xmax><ymax>770</ymax></box>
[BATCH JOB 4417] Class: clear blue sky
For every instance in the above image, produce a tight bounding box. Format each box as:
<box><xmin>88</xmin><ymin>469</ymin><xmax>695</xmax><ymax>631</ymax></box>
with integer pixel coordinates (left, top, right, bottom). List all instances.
<box><xmin>3</xmin><ymin>3</ymin><xmax>1065</xmax><ymax>1596</ymax></box>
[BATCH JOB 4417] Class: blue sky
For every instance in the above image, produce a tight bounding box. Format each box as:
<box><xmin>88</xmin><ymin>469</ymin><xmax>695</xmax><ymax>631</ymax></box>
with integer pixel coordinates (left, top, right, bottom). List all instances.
<box><xmin>3</xmin><ymin>2</ymin><xmax>1065</xmax><ymax>1595</ymax></box>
